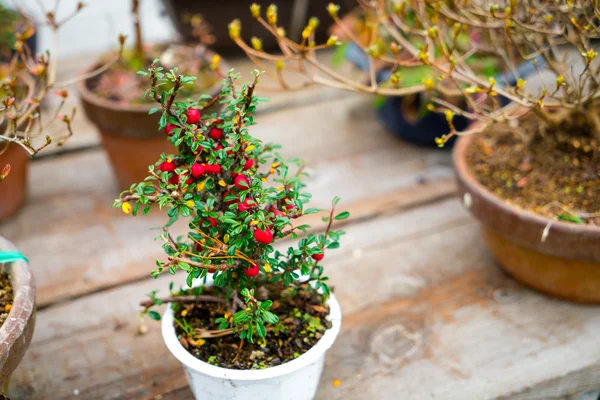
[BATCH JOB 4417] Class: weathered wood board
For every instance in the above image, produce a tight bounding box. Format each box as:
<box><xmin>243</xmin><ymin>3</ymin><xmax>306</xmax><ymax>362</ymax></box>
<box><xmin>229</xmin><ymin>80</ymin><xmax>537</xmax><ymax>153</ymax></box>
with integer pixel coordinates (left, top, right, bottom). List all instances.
<box><xmin>1</xmin><ymin>95</ymin><xmax>454</xmax><ymax>308</ymax></box>
<box><xmin>8</xmin><ymin>198</ymin><xmax>600</xmax><ymax>399</ymax></box>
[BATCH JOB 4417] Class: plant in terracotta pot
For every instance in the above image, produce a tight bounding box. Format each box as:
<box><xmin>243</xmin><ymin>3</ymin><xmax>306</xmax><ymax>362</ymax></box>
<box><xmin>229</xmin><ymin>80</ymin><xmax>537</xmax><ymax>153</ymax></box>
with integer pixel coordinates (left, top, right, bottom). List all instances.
<box><xmin>0</xmin><ymin>1</ymin><xmax>115</xmax><ymax>221</ymax></box>
<box><xmin>79</xmin><ymin>0</ymin><xmax>227</xmax><ymax>191</ymax></box>
<box><xmin>234</xmin><ymin>1</ymin><xmax>599</xmax><ymax>302</ymax></box>
<box><xmin>114</xmin><ymin>66</ymin><xmax>348</xmax><ymax>399</ymax></box>
<box><xmin>0</xmin><ymin>236</ymin><xmax>34</xmax><ymax>392</ymax></box>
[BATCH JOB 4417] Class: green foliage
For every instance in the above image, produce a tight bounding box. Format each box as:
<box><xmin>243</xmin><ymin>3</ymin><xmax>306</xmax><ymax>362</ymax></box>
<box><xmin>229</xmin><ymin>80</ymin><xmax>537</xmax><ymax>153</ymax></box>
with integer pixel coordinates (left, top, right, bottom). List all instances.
<box><xmin>118</xmin><ymin>66</ymin><xmax>348</xmax><ymax>341</ymax></box>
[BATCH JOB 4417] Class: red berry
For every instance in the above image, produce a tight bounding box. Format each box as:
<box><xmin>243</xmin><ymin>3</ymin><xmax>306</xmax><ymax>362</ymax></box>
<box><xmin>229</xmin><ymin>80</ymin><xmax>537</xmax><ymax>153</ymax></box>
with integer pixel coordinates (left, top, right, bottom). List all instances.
<box><xmin>234</xmin><ymin>175</ymin><xmax>250</xmax><ymax>190</ymax></box>
<box><xmin>243</xmin><ymin>264</ymin><xmax>260</xmax><ymax>277</ymax></box>
<box><xmin>209</xmin><ymin>127</ymin><xmax>223</xmax><ymax>140</ymax></box>
<box><xmin>195</xmin><ymin>243</ymin><xmax>203</xmax><ymax>252</ymax></box>
<box><xmin>243</xmin><ymin>158</ymin><xmax>254</xmax><ymax>170</ymax></box>
<box><xmin>168</xmin><ymin>174</ymin><xmax>179</xmax><ymax>185</ymax></box>
<box><xmin>200</xmin><ymin>217</ymin><xmax>217</xmax><ymax>227</ymax></box>
<box><xmin>285</xmin><ymin>203</ymin><xmax>295</xmax><ymax>210</ymax></box>
<box><xmin>206</xmin><ymin>164</ymin><xmax>221</xmax><ymax>174</ymax></box>
<box><xmin>238</xmin><ymin>198</ymin><xmax>253</xmax><ymax>212</ymax></box>
<box><xmin>165</xmin><ymin>124</ymin><xmax>178</xmax><ymax>136</ymax></box>
<box><xmin>208</xmin><ymin>268</ymin><xmax>217</xmax><ymax>274</ymax></box>
<box><xmin>226</xmin><ymin>148</ymin><xmax>234</xmax><ymax>156</ymax></box>
<box><xmin>272</xmin><ymin>209</ymin><xmax>285</xmax><ymax>219</ymax></box>
<box><xmin>185</xmin><ymin>177</ymin><xmax>194</xmax><ymax>185</ymax></box>
<box><xmin>224</xmin><ymin>190</ymin><xmax>239</xmax><ymax>206</ymax></box>
<box><xmin>311</xmin><ymin>252</ymin><xmax>325</xmax><ymax>261</ymax></box>
<box><xmin>187</xmin><ymin>108</ymin><xmax>200</xmax><ymax>124</ymax></box>
<box><xmin>254</xmin><ymin>228</ymin><xmax>273</xmax><ymax>244</ymax></box>
<box><xmin>215</xmin><ymin>143</ymin><xmax>224</xmax><ymax>151</ymax></box>
<box><xmin>159</xmin><ymin>160</ymin><xmax>176</xmax><ymax>173</ymax></box>
<box><xmin>191</xmin><ymin>163</ymin><xmax>206</xmax><ymax>178</ymax></box>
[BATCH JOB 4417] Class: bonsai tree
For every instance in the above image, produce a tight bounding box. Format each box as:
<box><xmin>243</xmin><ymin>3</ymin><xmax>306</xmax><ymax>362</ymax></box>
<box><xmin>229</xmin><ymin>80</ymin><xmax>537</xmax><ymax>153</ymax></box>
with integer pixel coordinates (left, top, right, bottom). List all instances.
<box><xmin>231</xmin><ymin>1</ymin><xmax>599</xmax><ymax>223</ymax></box>
<box><xmin>0</xmin><ymin>1</ymin><xmax>123</xmax><ymax>182</ymax></box>
<box><xmin>114</xmin><ymin>66</ymin><xmax>348</xmax><ymax>368</ymax></box>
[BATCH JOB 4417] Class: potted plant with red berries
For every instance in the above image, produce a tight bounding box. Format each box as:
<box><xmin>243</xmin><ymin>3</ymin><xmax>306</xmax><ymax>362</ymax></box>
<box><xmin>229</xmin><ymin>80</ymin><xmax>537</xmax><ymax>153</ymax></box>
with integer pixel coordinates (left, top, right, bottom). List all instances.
<box><xmin>115</xmin><ymin>66</ymin><xmax>348</xmax><ymax>399</ymax></box>
<box><xmin>79</xmin><ymin>0</ymin><xmax>227</xmax><ymax>190</ymax></box>
<box><xmin>233</xmin><ymin>2</ymin><xmax>600</xmax><ymax>303</ymax></box>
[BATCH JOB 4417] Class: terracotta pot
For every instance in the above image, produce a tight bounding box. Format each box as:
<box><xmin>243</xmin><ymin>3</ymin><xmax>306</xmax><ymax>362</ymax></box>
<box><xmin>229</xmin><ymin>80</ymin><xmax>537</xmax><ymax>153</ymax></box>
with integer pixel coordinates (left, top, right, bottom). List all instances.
<box><xmin>0</xmin><ymin>236</ymin><xmax>36</xmax><ymax>390</ymax></box>
<box><xmin>454</xmin><ymin>134</ymin><xmax>600</xmax><ymax>303</ymax></box>
<box><xmin>0</xmin><ymin>144</ymin><xmax>29</xmax><ymax>222</ymax></box>
<box><xmin>78</xmin><ymin>50</ymin><xmax>226</xmax><ymax>190</ymax></box>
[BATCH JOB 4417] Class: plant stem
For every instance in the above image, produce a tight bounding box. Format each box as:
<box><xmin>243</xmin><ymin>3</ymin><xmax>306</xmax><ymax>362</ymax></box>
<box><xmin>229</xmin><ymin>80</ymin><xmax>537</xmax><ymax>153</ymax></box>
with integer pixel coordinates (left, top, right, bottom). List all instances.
<box><xmin>132</xmin><ymin>0</ymin><xmax>144</xmax><ymax>63</ymax></box>
<box><xmin>139</xmin><ymin>295</ymin><xmax>226</xmax><ymax>308</ymax></box>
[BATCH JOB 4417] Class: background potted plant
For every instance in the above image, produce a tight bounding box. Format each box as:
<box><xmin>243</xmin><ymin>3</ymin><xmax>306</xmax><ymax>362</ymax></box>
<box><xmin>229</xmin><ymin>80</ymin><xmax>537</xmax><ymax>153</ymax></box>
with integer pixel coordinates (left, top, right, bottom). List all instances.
<box><xmin>231</xmin><ymin>2</ymin><xmax>599</xmax><ymax>302</ymax></box>
<box><xmin>0</xmin><ymin>1</ymin><xmax>120</xmax><ymax>221</ymax></box>
<box><xmin>0</xmin><ymin>236</ymin><xmax>34</xmax><ymax>393</ymax></box>
<box><xmin>114</xmin><ymin>66</ymin><xmax>348</xmax><ymax>398</ymax></box>
<box><xmin>79</xmin><ymin>0</ymin><xmax>227</xmax><ymax>190</ymax></box>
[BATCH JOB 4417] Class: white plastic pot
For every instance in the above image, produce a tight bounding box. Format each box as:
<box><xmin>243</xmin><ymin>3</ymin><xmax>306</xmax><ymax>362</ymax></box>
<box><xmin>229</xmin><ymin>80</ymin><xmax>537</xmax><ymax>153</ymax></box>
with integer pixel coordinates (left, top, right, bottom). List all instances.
<box><xmin>161</xmin><ymin>292</ymin><xmax>342</xmax><ymax>400</ymax></box>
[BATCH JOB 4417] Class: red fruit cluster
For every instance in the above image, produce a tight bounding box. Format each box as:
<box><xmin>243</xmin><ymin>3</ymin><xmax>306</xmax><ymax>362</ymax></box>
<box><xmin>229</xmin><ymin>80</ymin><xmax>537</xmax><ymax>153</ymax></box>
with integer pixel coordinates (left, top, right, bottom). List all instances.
<box><xmin>200</xmin><ymin>217</ymin><xmax>218</xmax><ymax>227</ymax></box>
<box><xmin>159</xmin><ymin>160</ymin><xmax>179</xmax><ymax>184</ymax></box>
<box><xmin>191</xmin><ymin>163</ymin><xmax>205</xmax><ymax>178</ymax></box>
<box><xmin>238</xmin><ymin>198</ymin><xmax>253</xmax><ymax>212</ymax></box>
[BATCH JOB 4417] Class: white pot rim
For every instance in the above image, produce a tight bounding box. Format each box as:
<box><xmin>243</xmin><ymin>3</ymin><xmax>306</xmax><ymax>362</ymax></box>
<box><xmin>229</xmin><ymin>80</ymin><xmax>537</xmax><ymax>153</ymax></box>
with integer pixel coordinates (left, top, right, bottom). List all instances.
<box><xmin>161</xmin><ymin>290</ymin><xmax>342</xmax><ymax>381</ymax></box>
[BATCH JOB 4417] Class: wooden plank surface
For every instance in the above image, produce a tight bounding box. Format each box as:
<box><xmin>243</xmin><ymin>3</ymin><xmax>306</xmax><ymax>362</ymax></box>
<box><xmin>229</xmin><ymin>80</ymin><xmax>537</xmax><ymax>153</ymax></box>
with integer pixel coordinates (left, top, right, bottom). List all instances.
<box><xmin>1</xmin><ymin>95</ymin><xmax>455</xmax><ymax>308</ymax></box>
<box><xmin>9</xmin><ymin>198</ymin><xmax>600</xmax><ymax>399</ymax></box>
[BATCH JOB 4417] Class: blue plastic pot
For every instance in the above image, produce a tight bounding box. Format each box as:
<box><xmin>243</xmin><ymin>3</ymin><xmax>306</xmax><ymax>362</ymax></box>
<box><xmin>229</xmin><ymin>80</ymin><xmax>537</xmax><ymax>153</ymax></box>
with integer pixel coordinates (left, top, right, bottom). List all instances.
<box><xmin>344</xmin><ymin>42</ymin><xmax>543</xmax><ymax>147</ymax></box>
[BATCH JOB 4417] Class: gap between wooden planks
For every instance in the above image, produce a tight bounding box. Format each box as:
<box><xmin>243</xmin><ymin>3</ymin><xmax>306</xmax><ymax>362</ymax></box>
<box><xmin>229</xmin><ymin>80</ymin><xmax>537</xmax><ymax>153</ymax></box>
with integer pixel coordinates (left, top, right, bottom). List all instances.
<box><xmin>1</xmin><ymin>94</ymin><xmax>455</xmax><ymax>308</ymax></box>
<box><xmin>10</xmin><ymin>198</ymin><xmax>600</xmax><ymax>400</ymax></box>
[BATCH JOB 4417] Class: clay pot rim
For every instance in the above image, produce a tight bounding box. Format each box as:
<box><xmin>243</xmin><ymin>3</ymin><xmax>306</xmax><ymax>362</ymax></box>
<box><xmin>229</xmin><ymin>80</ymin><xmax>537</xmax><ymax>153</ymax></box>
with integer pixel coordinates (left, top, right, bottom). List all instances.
<box><xmin>453</xmin><ymin>133</ymin><xmax>600</xmax><ymax>238</ymax></box>
<box><xmin>0</xmin><ymin>236</ymin><xmax>35</xmax><ymax>382</ymax></box>
<box><xmin>77</xmin><ymin>46</ymin><xmax>226</xmax><ymax>115</ymax></box>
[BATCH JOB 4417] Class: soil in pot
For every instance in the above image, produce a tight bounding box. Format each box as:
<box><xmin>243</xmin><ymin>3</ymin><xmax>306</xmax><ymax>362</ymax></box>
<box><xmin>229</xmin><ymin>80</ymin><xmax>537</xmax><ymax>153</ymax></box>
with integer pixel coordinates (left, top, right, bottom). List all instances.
<box><xmin>466</xmin><ymin>117</ymin><xmax>599</xmax><ymax>225</ymax></box>
<box><xmin>170</xmin><ymin>282</ymin><xmax>331</xmax><ymax>370</ymax></box>
<box><xmin>91</xmin><ymin>44</ymin><xmax>220</xmax><ymax>105</ymax></box>
<box><xmin>0</xmin><ymin>271</ymin><xmax>12</xmax><ymax>328</ymax></box>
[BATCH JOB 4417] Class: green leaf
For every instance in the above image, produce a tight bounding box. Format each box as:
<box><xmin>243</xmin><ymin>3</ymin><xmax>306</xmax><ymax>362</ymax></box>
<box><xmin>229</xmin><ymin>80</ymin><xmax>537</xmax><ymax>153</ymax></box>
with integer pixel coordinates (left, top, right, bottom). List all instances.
<box><xmin>304</xmin><ymin>208</ymin><xmax>319</xmax><ymax>215</ymax></box>
<box><xmin>263</xmin><ymin>311</ymin><xmax>279</xmax><ymax>324</ymax></box>
<box><xmin>148</xmin><ymin>310</ymin><xmax>161</xmax><ymax>321</ymax></box>
<box><xmin>327</xmin><ymin>242</ymin><xmax>340</xmax><ymax>249</ymax></box>
<box><xmin>334</xmin><ymin>211</ymin><xmax>350</xmax><ymax>220</ymax></box>
<box><xmin>256</xmin><ymin>320</ymin><xmax>266</xmax><ymax>338</ymax></box>
<box><xmin>557</xmin><ymin>213</ymin><xmax>584</xmax><ymax>224</ymax></box>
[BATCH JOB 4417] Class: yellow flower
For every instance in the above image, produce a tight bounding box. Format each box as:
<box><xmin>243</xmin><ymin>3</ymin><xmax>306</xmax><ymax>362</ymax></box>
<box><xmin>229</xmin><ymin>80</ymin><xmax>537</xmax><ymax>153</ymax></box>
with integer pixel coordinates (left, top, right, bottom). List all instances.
<box><xmin>246</xmin><ymin>145</ymin><xmax>255</xmax><ymax>152</ymax></box>
<box><xmin>218</xmin><ymin>180</ymin><xmax>227</xmax><ymax>187</ymax></box>
<box><xmin>185</xmin><ymin>200</ymin><xmax>194</xmax><ymax>208</ymax></box>
<box><xmin>211</xmin><ymin>54</ymin><xmax>220</xmax><ymax>71</ymax></box>
<box><xmin>327</xmin><ymin>3</ymin><xmax>339</xmax><ymax>18</ymax></box>
<box><xmin>250</xmin><ymin>3</ymin><xmax>261</xmax><ymax>18</ymax></box>
<box><xmin>275</xmin><ymin>61</ymin><xmax>284</xmax><ymax>70</ymax></box>
<box><xmin>263</xmin><ymin>263</ymin><xmax>271</xmax><ymax>273</ymax></box>
<box><xmin>196</xmin><ymin>180</ymin><xmax>206</xmax><ymax>192</ymax></box>
<box><xmin>332</xmin><ymin>379</ymin><xmax>341</xmax><ymax>387</ymax></box>
<box><xmin>122</xmin><ymin>202</ymin><xmax>132</xmax><ymax>214</ymax></box>
<box><xmin>276</xmin><ymin>185</ymin><xmax>284</xmax><ymax>191</ymax></box>
<box><xmin>251</xmin><ymin>37</ymin><xmax>263</xmax><ymax>51</ymax></box>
